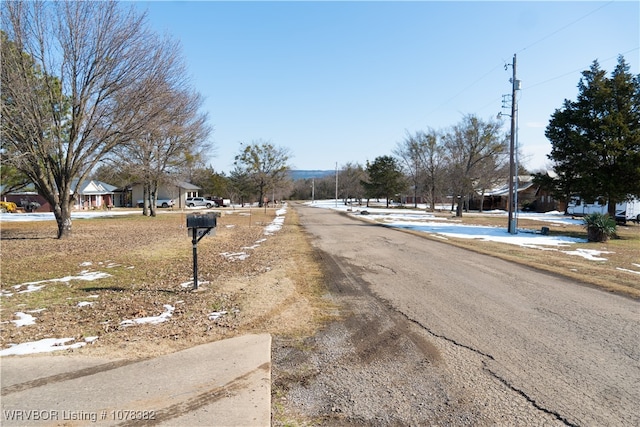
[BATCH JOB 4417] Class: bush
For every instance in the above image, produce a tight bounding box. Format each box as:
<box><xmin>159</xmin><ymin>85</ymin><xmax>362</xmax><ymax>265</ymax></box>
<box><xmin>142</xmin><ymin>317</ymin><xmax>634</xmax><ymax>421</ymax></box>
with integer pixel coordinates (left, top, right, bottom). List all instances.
<box><xmin>583</xmin><ymin>212</ymin><xmax>617</xmax><ymax>242</ymax></box>
<box><xmin>0</xmin><ymin>201</ymin><xmax>18</xmax><ymax>213</ymax></box>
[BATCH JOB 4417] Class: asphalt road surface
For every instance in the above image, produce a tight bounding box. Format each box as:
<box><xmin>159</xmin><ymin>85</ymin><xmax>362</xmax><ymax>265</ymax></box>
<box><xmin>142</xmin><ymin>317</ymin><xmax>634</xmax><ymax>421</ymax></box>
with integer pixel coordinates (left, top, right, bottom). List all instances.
<box><xmin>276</xmin><ymin>204</ymin><xmax>639</xmax><ymax>426</ymax></box>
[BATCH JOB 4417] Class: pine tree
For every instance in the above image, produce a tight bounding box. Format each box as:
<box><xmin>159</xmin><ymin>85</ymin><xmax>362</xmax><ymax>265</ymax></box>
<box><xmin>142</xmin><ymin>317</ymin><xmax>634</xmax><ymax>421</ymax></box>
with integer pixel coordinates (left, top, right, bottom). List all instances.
<box><xmin>546</xmin><ymin>56</ymin><xmax>640</xmax><ymax>216</ymax></box>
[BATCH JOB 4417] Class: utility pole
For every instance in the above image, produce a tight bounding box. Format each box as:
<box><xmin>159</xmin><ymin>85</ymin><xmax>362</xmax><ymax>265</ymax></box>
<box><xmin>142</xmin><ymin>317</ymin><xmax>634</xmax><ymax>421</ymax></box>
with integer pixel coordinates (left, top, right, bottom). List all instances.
<box><xmin>508</xmin><ymin>53</ymin><xmax>518</xmax><ymax>234</ymax></box>
<box><xmin>335</xmin><ymin>162</ymin><xmax>338</xmax><ymax>207</ymax></box>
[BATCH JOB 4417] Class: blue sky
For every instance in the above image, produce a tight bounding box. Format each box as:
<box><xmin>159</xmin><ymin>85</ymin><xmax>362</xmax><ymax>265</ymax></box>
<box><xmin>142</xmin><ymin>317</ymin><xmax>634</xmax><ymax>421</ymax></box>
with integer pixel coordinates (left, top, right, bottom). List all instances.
<box><xmin>136</xmin><ymin>1</ymin><xmax>639</xmax><ymax>173</ymax></box>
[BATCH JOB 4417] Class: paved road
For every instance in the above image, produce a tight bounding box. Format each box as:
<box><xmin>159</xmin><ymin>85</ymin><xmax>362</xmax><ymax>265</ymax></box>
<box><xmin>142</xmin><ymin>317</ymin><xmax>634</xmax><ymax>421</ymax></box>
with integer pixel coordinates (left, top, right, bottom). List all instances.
<box><xmin>295</xmin><ymin>204</ymin><xmax>640</xmax><ymax>426</ymax></box>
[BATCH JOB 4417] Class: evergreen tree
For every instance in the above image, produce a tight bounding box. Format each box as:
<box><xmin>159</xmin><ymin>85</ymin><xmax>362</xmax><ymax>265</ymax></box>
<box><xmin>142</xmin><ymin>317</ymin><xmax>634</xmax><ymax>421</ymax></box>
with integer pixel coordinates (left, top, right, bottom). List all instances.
<box><xmin>546</xmin><ymin>56</ymin><xmax>640</xmax><ymax>216</ymax></box>
<box><xmin>362</xmin><ymin>156</ymin><xmax>406</xmax><ymax>208</ymax></box>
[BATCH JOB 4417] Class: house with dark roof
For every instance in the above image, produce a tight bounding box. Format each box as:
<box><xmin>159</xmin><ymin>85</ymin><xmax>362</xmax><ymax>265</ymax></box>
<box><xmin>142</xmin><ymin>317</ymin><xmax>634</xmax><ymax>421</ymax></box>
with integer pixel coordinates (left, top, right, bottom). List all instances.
<box><xmin>2</xmin><ymin>179</ymin><xmax>118</xmax><ymax>212</ymax></box>
<box><xmin>469</xmin><ymin>174</ymin><xmax>562</xmax><ymax>213</ymax></box>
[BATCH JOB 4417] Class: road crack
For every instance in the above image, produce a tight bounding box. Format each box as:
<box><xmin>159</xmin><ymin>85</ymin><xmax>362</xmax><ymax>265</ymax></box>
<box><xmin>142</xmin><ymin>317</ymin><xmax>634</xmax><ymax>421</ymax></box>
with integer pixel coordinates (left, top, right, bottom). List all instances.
<box><xmin>399</xmin><ymin>311</ymin><xmax>495</xmax><ymax>360</ymax></box>
<box><xmin>400</xmin><ymin>310</ymin><xmax>578</xmax><ymax>426</ymax></box>
<box><xmin>483</xmin><ymin>363</ymin><xmax>578</xmax><ymax>427</ymax></box>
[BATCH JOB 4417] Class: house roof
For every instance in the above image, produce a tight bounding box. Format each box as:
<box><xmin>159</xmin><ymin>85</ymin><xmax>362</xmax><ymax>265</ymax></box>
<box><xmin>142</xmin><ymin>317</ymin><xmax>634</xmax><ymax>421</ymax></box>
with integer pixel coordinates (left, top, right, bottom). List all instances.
<box><xmin>71</xmin><ymin>179</ymin><xmax>117</xmax><ymax>195</ymax></box>
<box><xmin>483</xmin><ymin>176</ymin><xmax>535</xmax><ymax>197</ymax></box>
<box><xmin>177</xmin><ymin>181</ymin><xmax>201</xmax><ymax>190</ymax></box>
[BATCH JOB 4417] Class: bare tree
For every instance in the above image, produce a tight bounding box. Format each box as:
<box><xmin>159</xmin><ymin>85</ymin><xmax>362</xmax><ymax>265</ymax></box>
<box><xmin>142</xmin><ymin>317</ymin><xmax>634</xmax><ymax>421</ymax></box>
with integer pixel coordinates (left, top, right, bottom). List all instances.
<box><xmin>420</xmin><ymin>129</ymin><xmax>448</xmax><ymax>211</ymax></box>
<box><xmin>338</xmin><ymin>162</ymin><xmax>366</xmax><ymax>205</ymax></box>
<box><xmin>394</xmin><ymin>131</ymin><xmax>424</xmax><ymax>208</ymax></box>
<box><xmin>442</xmin><ymin>115</ymin><xmax>508</xmax><ymax>216</ymax></box>
<box><xmin>1</xmin><ymin>1</ymin><xmax>181</xmax><ymax>237</ymax></box>
<box><xmin>394</xmin><ymin>129</ymin><xmax>447</xmax><ymax>210</ymax></box>
<box><xmin>112</xmin><ymin>82</ymin><xmax>212</xmax><ymax>216</ymax></box>
<box><xmin>233</xmin><ymin>140</ymin><xmax>291</xmax><ymax>207</ymax></box>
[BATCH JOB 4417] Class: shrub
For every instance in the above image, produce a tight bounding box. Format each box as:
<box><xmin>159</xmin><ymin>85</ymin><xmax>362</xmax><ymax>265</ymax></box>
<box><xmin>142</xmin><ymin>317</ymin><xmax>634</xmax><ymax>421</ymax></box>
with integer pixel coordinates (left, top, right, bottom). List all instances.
<box><xmin>583</xmin><ymin>212</ymin><xmax>617</xmax><ymax>242</ymax></box>
<box><xmin>0</xmin><ymin>201</ymin><xmax>18</xmax><ymax>213</ymax></box>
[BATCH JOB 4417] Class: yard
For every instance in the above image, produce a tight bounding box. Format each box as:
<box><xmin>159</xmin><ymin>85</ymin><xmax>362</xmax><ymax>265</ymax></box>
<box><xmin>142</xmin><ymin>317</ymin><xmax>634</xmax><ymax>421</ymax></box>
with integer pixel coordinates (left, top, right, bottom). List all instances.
<box><xmin>0</xmin><ymin>207</ymin><xmax>328</xmax><ymax>358</ymax></box>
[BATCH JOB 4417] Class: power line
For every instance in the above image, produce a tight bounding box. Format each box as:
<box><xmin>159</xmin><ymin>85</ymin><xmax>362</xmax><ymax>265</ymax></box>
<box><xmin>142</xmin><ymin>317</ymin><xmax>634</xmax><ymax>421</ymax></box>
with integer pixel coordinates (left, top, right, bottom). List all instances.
<box><xmin>419</xmin><ymin>1</ymin><xmax>625</xmax><ymax>126</ymax></box>
<box><xmin>524</xmin><ymin>47</ymin><xmax>640</xmax><ymax>91</ymax></box>
<box><xmin>517</xmin><ymin>1</ymin><xmax>615</xmax><ymax>54</ymax></box>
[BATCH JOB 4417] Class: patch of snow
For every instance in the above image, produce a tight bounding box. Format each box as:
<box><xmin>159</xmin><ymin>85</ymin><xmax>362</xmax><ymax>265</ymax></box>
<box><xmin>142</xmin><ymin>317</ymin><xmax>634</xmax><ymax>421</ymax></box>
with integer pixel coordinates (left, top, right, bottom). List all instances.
<box><xmin>180</xmin><ymin>281</ymin><xmax>209</xmax><ymax>288</ymax></box>
<box><xmin>77</xmin><ymin>301</ymin><xmax>94</xmax><ymax>307</ymax></box>
<box><xmin>561</xmin><ymin>248</ymin><xmax>612</xmax><ymax>261</ymax></box>
<box><xmin>6</xmin><ymin>271</ymin><xmax>112</xmax><ymax>297</ymax></box>
<box><xmin>220</xmin><ymin>251</ymin><xmax>250</xmax><ymax>261</ymax></box>
<box><xmin>17</xmin><ymin>284</ymin><xmax>45</xmax><ymax>294</ymax></box>
<box><xmin>120</xmin><ymin>304</ymin><xmax>175</xmax><ymax>326</ymax></box>
<box><xmin>264</xmin><ymin>205</ymin><xmax>287</xmax><ymax>235</ymax></box>
<box><xmin>0</xmin><ymin>337</ymin><xmax>93</xmax><ymax>356</ymax></box>
<box><xmin>208</xmin><ymin>308</ymin><xmax>239</xmax><ymax>320</ymax></box>
<box><xmin>0</xmin><ymin>211</ymin><xmax>137</xmax><ymax>223</ymax></box>
<box><xmin>12</xmin><ymin>312</ymin><xmax>36</xmax><ymax>327</ymax></box>
<box><xmin>208</xmin><ymin>310</ymin><xmax>228</xmax><ymax>320</ymax></box>
<box><xmin>389</xmin><ymin>221</ymin><xmax>584</xmax><ymax>248</ymax></box>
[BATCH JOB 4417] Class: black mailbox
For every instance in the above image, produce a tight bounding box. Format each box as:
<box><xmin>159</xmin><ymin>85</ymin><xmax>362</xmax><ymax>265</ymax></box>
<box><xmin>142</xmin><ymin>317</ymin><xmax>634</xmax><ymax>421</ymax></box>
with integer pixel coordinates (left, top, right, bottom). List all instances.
<box><xmin>186</xmin><ymin>212</ymin><xmax>217</xmax><ymax>229</ymax></box>
<box><xmin>187</xmin><ymin>212</ymin><xmax>219</xmax><ymax>291</ymax></box>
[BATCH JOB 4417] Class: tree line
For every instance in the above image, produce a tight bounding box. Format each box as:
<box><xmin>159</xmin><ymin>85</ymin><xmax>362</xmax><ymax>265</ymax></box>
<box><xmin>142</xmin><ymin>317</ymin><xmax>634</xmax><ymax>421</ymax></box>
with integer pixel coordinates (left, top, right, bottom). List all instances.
<box><xmin>290</xmin><ymin>113</ymin><xmax>512</xmax><ymax>215</ymax></box>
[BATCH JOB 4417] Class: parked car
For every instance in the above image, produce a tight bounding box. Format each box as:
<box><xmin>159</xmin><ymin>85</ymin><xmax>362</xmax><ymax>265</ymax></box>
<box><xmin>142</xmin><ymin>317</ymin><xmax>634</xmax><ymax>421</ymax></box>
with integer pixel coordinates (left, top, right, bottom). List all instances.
<box><xmin>209</xmin><ymin>197</ymin><xmax>231</xmax><ymax>207</ymax></box>
<box><xmin>137</xmin><ymin>199</ymin><xmax>175</xmax><ymax>208</ymax></box>
<box><xmin>186</xmin><ymin>197</ymin><xmax>215</xmax><ymax>208</ymax></box>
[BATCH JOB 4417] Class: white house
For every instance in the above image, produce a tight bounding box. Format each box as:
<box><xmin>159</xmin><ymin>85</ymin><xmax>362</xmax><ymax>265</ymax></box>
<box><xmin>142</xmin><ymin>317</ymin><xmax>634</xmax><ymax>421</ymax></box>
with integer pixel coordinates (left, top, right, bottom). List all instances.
<box><xmin>72</xmin><ymin>179</ymin><xmax>117</xmax><ymax>210</ymax></box>
<box><xmin>129</xmin><ymin>181</ymin><xmax>201</xmax><ymax>209</ymax></box>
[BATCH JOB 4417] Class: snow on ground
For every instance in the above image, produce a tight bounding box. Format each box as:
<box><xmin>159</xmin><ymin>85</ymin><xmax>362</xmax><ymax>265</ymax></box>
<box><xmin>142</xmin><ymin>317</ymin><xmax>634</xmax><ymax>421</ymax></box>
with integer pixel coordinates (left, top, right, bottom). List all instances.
<box><xmin>11</xmin><ymin>312</ymin><xmax>37</xmax><ymax>327</ymax></box>
<box><xmin>220</xmin><ymin>204</ymin><xmax>288</xmax><ymax>261</ymax></box>
<box><xmin>119</xmin><ymin>304</ymin><xmax>175</xmax><ymax>327</ymax></box>
<box><xmin>0</xmin><ymin>337</ymin><xmax>98</xmax><ymax>356</ymax></box>
<box><xmin>1</xmin><ymin>204</ymin><xmax>288</xmax><ymax>356</ymax></box>
<box><xmin>264</xmin><ymin>206</ymin><xmax>287</xmax><ymax>235</ymax></box>
<box><xmin>1</xmin><ymin>270</ymin><xmax>112</xmax><ymax>298</ymax></box>
<box><xmin>309</xmin><ymin>199</ymin><xmax>640</xmax><ymax>277</ymax></box>
<box><xmin>0</xmin><ymin>210</ymin><xmax>137</xmax><ymax>222</ymax></box>
<box><xmin>305</xmin><ymin>200</ymin><xmax>607</xmax><ymax>257</ymax></box>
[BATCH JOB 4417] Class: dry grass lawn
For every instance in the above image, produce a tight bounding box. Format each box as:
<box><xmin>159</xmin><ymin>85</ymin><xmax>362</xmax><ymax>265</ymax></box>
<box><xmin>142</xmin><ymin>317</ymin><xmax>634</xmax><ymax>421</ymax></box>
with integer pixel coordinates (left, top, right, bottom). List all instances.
<box><xmin>0</xmin><ymin>207</ymin><xmax>332</xmax><ymax>358</ymax></box>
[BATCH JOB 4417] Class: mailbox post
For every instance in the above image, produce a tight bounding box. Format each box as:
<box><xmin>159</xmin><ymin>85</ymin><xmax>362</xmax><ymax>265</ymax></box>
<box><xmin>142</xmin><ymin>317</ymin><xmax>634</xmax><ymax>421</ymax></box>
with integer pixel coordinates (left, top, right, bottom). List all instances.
<box><xmin>186</xmin><ymin>212</ymin><xmax>218</xmax><ymax>290</ymax></box>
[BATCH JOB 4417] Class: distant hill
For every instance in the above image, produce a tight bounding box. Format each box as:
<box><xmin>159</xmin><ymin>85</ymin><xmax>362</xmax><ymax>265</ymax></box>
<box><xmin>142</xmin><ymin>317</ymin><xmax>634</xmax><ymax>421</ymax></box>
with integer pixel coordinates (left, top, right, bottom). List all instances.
<box><xmin>288</xmin><ymin>170</ymin><xmax>334</xmax><ymax>180</ymax></box>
